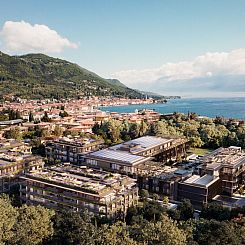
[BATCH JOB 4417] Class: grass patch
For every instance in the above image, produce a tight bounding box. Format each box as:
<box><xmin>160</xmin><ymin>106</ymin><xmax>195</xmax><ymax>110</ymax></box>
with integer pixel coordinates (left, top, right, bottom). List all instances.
<box><xmin>188</xmin><ymin>147</ymin><xmax>213</xmax><ymax>156</ymax></box>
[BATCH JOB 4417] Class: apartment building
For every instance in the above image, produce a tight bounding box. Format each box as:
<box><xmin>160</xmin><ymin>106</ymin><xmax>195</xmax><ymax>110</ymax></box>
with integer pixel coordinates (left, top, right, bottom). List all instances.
<box><xmin>178</xmin><ymin>174</ymin><xmax>222</xmax><ymax>208</ymax></box>
<box><xmin>0</xmin><ymin>154</ymin><xmax>44</xmax><ymax>192</ymax></box>
<box><xmin>84</xmin><ymin>136</ymin><xmax>188</xmax><ymax>174</ymax></box>
<box><xmin>197</xmin><ymin>146</ymin><xmax>245</xmax><ymax>196</ymax></box>
<box><xmin>45</xmin><ymin>137</ymin><xmax>104</xmax><ymax>164</ymax></box>
<box><xmin>19</xmin><ymin>164</ymin><xmax>138</xmax><ymax>219</ymax></box>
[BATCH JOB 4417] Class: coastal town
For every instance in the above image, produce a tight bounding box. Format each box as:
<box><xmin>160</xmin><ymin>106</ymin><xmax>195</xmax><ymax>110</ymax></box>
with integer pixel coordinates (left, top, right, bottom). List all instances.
<box><xmin>0</xmin><ymin>96</ymin><xmax>244</xmax><ymax>218</ymax></box>
<box><xmin>1</xmin><ymin>1</ymin><xmax>245</xmax><ymax>243</ymax></box>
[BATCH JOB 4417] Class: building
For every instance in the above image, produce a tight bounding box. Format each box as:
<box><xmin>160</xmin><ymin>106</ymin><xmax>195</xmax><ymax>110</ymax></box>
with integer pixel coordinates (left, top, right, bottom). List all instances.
<box><xmin>138</xmin><ymin>167</ymin><xmax>192</xmax><ymax>200</ymax></box>
<box><xmin>84</xmin><ymin>136</ymin><xmax>188</xmax><ymax>174</ymax></box>
<box><xmin>0</xmin><ymin>154</ymin><xmax>44</xmax><ymax>192</ymax></box>
<box><xmin>196</xmin><ymin>146</ymin><xmax>245</xmax><ymax>196</ymax></box>
<box><xmin>45</xmin><ymin>137</ymin><xmax>104</xmax><ymax>164</ymax></box>
<box><xmin>19</xmin><ymin>164</ymin><xmax>138</xmax><ymax>219</ymax></box>
<box><xmin>178</xmin><ymin>174</ymin><xmax>221</xmax><ymax>208</ymax></box>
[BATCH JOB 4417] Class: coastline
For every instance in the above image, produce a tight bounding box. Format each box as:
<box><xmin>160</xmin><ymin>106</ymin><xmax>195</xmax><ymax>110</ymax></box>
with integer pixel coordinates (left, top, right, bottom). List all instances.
<box><xmin>99</xmin><ymin>97</ymin><xmax>245</xmax><ymax>120</ymax></box>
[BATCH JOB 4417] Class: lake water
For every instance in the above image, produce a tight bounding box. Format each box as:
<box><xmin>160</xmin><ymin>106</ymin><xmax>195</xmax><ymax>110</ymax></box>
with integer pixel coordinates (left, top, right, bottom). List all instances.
<box><xmin>100</xmin><ymin>97</ymin><xmax>245</xmax><ymax>120</ymax></box>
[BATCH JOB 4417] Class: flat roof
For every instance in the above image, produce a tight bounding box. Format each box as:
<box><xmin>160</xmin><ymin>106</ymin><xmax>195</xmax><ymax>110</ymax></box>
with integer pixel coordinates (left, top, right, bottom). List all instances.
<box><xmin>22</xmin><ymin>164</ymin><xmax>136</xmax><ymax>197</ymax></box>
<box><xmin>184</xmin><ymin>174</ymin><xmax>218</xmax><ymax>187</ymax></box>
<box><xmin>88</xmin><ymin>149</ymin><xmax>147</xmax><ymax>165</ymax></box>
<box><xmin>201</xmin><ymin>147</ymin><xmax>245</xmax><ymax>168</ymax></box>
<box><xmin>213</xmin><ymin>195</ymin><xmax>245</xmax><ymax>207</ymax></box>
<box><xmin>110</xmin><ymin>136</ymin><xmax>173</xmax><ymax>153</ymax></box>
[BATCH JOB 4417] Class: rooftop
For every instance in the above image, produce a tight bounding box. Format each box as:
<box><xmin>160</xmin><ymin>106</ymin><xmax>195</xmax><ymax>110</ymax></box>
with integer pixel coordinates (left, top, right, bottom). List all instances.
<box><xmin>200</xmin><ymin>146</ymin><xmax>245</xmax><ymax>168</ymax></box>
<box><xmin>110</xmin><ymin>136</ymin><xmax>173</xmax><ymax>154</ymax></box>
<box><xmin>23</xmin><ymin>164</ymin><xmax>136</xmax><ymax>197</ymax></box>
<box><xmin>88</xmin><ymin>148</ymin><xmax>148</xmax><ymax>165</ymax></box>
<box><xmin>184</xmin><ymin>174</ymin><xmax>219</xmax><ymax>187</ymax></box>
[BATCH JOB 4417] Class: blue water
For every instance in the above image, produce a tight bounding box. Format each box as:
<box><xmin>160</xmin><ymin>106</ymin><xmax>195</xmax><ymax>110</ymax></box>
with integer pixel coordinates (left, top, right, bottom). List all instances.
<box><xmin>100</xmin><ymin>97</ymin><xmax>245</xmax><ymax>120</ymax></box>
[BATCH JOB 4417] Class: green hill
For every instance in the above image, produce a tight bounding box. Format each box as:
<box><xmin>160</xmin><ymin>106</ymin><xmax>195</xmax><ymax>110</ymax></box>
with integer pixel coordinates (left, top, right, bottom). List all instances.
<box><xmin>0</xmin><ymin>51</ymin><xmax>143</xmax><ymax>100</ymax></box>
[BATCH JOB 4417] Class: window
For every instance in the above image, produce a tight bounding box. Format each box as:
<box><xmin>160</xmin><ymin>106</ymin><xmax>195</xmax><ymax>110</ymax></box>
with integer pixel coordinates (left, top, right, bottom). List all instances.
<box><xmin>86</xmin><ymin>159</ymin><xmax>97</xmax><ymax>166</ymax></box>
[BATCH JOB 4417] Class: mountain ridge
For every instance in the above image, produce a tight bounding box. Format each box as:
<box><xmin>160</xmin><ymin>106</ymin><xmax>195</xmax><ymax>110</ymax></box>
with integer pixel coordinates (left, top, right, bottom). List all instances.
<box><xmin>0</xmin><ymin>51</ymin><xmax>143</xmax><ymax>100</ymax></box>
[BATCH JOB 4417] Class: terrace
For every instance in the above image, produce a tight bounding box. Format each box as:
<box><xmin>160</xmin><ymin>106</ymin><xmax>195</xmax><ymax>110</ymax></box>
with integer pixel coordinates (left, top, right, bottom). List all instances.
<box><xmin>24</xmin><ymin>164</ymin><xmax>136</xmax><ymax>197</ymax></box>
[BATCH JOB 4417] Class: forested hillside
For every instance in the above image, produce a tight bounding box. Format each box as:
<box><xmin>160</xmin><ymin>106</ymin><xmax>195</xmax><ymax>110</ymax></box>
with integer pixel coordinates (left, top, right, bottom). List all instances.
<box><xmin>0</xmin><ymin>51</ymin><xmax>143</xmax><ymax>100</ymax></box>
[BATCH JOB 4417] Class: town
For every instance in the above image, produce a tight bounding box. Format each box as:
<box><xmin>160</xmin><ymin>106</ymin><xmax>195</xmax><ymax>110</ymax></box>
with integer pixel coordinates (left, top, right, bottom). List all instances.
<box><xmin>0</xmin><ymin>97</ymin><xmax>244</xmax><ymax>220</ymax></box>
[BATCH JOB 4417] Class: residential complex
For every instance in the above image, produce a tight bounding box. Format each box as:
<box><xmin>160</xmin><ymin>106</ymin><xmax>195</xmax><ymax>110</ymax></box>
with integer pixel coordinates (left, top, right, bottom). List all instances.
<box><xmin>45</xmin><ymin>137</ymin><xmax>104</xmax><ymax>164</ymax></box>
<box><xmin>20</xmin><ymin>164</ymin><xmax>138</xmax><ymax>219</ymax></box>
<box><xmin>197</xmin><ymin>146</ymin><xmax>245</xmax><ymax>195</ymax></box>
<box><xmin>0</xmin><ymin>140</ymin><xmax>44</xmax><ymax>192</ymax></box>
<box><xmin>84</xmin><ymin>136</ymin><xmax>188</xmax><ymax>174</ymax></box>
<box><xmin>177</xmin><ymin>146</ymin><xmax>245</xmax><ymax>208</ymax></box>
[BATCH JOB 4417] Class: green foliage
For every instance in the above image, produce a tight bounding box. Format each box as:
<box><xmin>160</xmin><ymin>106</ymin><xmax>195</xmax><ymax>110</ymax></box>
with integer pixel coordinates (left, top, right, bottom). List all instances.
<box><xmin>3</xmin><ymin>127</ymin><xmax>22</xmax><ymax>140</ymax></box>
<box><xmin>193</xmin><ymin>219</ymin><xmax>244</xmax><ymax>245</ymax></box>
<box><xmin>11</xmin><ymin>205</ymin><xmax>55</xmax><ymax>245</ymax></box>
<box><xmin>42</xmin><ymin>111</ymin><xmax>52</xmax><ymax>122</ymax></box>
<box><xmin>0</xmin><ymin>195</ymin><xmax>18</xmax><ymax>244</ymax></box>
<box><xmin>177</xmin><ymin>199</ymin><xmax>194</xmax><ymax>221</ymax></box>
<box><xmin>59</xmin><ymin>110</ymin><xmax>69</xmax><ymax>118</ymax></box>
<box><xmin>51</xmin><ymin>210</ymin><xmax>96</xmax><ymax>245</ymax></box>
<box><xmin>130</xmin><ymin>215</ymin><xmax>187</xmax><ymax>245</ymax></box>
<box><xmin>200</xmin><ymin>203</ymin><xmax>231</xmax><ymax>221</ymax></box>
<box><xmin>0</xmin><ymin>195</ymin><xmax>243</xmax><ymax>245</ymax></box>
<box><xmin>0</xmin><ymin>195</ymin><xmax>54</xmax><ymax>245</ymax></box>
<box><xmin>0</xmin><ymin>52</ymin><xmax>142</xmax><ymax>100</ymax></box>
<box><xmin>139</xmin><ymin>189</ymin><xmax>149</xmax><ymax>200</ymax></box>
<box><xmin>0</xmin><ymin>108</ymin><xmax>22</xmax><ymax>121</ymax></box>
<box><xmin>94</xmin><ymin>222</ymin><xmax>137</xmax><ymax>245</ymax></box>
<box><xmin>53</xmin><ymin>125</ymin><xmax>64</xmax><ymax>137</ymax></box>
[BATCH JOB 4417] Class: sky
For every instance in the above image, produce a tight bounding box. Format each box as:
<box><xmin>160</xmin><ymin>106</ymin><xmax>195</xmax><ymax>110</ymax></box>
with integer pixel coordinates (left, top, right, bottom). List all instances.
<box><xmin>0</xmin><ymin>0</ymin><xmax>245</xmax><ymax>97</ymax></box>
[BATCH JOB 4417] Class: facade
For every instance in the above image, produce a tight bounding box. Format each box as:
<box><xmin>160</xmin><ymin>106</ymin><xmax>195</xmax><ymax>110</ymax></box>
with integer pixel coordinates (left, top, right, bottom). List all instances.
<box><xmin>178</xmin><ymin>174</ymin><xmax>221</xmax><ymax>208</ymax></box>
<box><xmin>19</xmin><ymin>164</ymin><xmax>138</xmax><ymax>219</ymax></box>
<box><xmin>45</xmin><ymin>137</ymin><xmax>104</xmax><ymax>164</ymax></box>
<box><xmin>138</xmin><ymin>168</ymin><xmax>192</xmax><ymax>200</ymax></box>
<box><xmin>0</xmin><ymin>154</ymin><xmax>44</xmax><ymax>192</ymax></box>
<box><xmin>84</xmin><ymin>136</ymin><xmax>188</xmax><ymax>174</ymax></box>
<box><xmin>197</xmin><ymin>146</ymin><xmax>245</xmax><ymax>196</ymax></box>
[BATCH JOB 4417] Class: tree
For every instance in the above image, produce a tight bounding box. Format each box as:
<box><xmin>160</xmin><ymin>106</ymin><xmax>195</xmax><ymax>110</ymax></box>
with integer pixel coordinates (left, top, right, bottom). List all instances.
<box><xmin>51</xmin><ymin>210</ymin><xmax>96</xmax><ymax>245</ymax></box>
<box><xmin>200</xmin><ymin>203</ymin><xmax>231</xmax><ymax>221</ymax></box>
<box><xmin>141</xmin><ymin>200</ymin><xmax>165</xmax><ymax>221</ymax></box>
<box><xmin>193</xmin><ymin>219</ymin><xmax>244</xmax><ymax>245</ymax></box>
<box><xmin>0</xmin><ymin>195</ymin><xmax>18</xmax><ymax>244</ymax></box>
<box><xmin>28</xmin><ymin>111</ymin><xmax>34</xmax><ymax>122</ymax></box>
<box><xmin>4</xmin><ymin>127</ymin><xmax>22</xmax><ymax>140</ymax></box>
<box><xmin>95</xmin><ymin>222</ymin><xmax>137</xmax><ymax>245</ymax></box>
<box><xmin>132</xmin><ymin>215</ymin><xmax>187</xmax><ymax>245</ymax></box>
<box><xmin>163</xmin><ymin>196</ymin><xmax>169</xmax><ymax>205</ymax></box>
<box><xmin>152</xmin><ymin>193</ymin><xmax>159</xmax><ymax>201</ymax></box>
<box><xmin>42</xmin><ymin>111</ymin><xmax>51</xmax><ymax>122</ymax></box>
<box><xmin>92</xmin><ymin>122</ymin><xmax>101</xmax><ymax>135</ymax></box>
<box><xmin>59</xmin><ymin>111</ymin><xmax>69</xmax><ymax>118</ymax></box>
<box><xmin>129</xmin><ymin>123</ymin><xmax>140</xmax><ymax>139</ymax></box>
<box><xmin>139</xmin><ymin>189</ymin><xmax>149</xmax><ymax>200</ymax></box>
<box><xmin>177</xmin><ymin>199</ymin><xmax>194</xmax><ymax>221</ymax></box>
<box><xmin>138</xmin><ymin>120</ymin><xmax>148</xmax><ymax>137</ymax></box>
<box><xmin>108</xmin><ymin>119</ymin><xmax>122</xmax><ymax>143</ymax></box>
<box><xmin>53</xmin><ymin>125</ymin><xmax>64</xmax><ymax>137</ymax></box>
<box><xmin>189</xmin><ymin>136</ymin><xmax>204</xmax><ymax>148</ymax></box>
<box><xmin>11</xmin><ymin>205</ymin><xmax>54</xmax><ymax>245</ymax></box>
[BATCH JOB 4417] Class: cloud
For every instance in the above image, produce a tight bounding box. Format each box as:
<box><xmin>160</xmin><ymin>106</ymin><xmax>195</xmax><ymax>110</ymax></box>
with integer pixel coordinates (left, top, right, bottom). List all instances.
<box><xmin>112</xmin><ymin>48</ymin><xmax>245</xmax><ymax>94</ymax></box>
<box><xmin>0</xmin><ymin>20</ymin><xmax>78</xmax><ymax>53</ymax></box>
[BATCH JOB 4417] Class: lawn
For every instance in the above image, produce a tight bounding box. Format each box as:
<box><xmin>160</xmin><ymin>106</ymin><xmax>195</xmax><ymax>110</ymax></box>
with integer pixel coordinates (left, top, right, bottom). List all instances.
<box><xmin>187</xmin><ymin>147</ymin><xmax>212</xmax><ymax>156</ymax></box>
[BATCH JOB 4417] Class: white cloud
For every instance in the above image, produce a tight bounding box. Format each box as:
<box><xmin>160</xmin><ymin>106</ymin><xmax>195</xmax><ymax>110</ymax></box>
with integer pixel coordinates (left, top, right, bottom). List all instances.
<box><xmin>113</xmin><ymin>48</ymin><xmax>245</xmax><ymax>89</ymax></box>
<box><xmin>0</xmin><ymin>20</ymin><xmax>78</xmax><ymax>53</ymax></box>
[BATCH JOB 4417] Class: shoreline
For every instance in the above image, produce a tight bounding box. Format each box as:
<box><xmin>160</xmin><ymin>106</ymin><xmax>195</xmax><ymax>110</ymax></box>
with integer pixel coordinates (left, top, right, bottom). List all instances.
<box><xmin>99</xmin><ymin>97</ymin><xmax>245</xmax><ymax>121</ymax></box>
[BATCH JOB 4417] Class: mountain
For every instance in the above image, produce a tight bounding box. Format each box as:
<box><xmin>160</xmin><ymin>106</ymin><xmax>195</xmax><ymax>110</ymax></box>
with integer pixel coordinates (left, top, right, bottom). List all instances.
<box><xmin>106</xmin><ymin>79</ymin><xmax>127</xmax><ymax>88</ymax></box>
<box><xmin>0</xmin><ymin>51</ymin><xmax>143</xmax><ymax>100</ymax></box>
